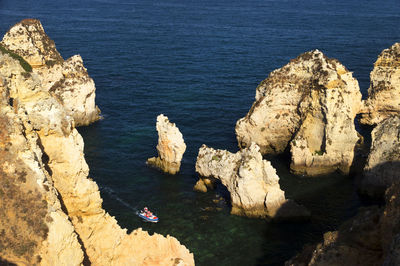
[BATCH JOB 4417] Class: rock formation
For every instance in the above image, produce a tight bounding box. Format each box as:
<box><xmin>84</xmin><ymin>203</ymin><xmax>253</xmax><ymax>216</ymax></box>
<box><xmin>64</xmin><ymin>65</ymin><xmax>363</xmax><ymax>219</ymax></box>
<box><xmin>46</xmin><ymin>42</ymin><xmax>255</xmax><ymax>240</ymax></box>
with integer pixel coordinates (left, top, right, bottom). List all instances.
<box><xmin>147</xmin><ymin>114</ymin><xmax>186</xmax><ymax>174</ymax></box>
<box><xmin>0</xmin><ymin>56</ymin><xmax>83</xmax><ymax>265</ymax></box>
<box><xmin>1</xmin><ymin>18</ymin><xmax>101</xmax><ymax>126</ymax></box>
<box><xmin>361</xmin><ymin>116</ymin><xmax>400</xmax><ymax>198</ymax></box>
<box><xmin>195</xmin><ymin>143</ymin><xmax>309</xmax><ymax>219</ymax></box>
<box><xmin>236</xmin><ymin>50</ymin><xmax>362</xmax><ymax>176</ymax></box>
<box><xmin>360</xmin><ymin>43</ymin><xmax>400</xmax><ymax>125</ymax></box>
<box><xmin>0</xmin><ymin>20</ymin><xmax>194</xmax><ymax>265</ymax></box>
<box><xmin>286</xmin><ymin>182</ymin><xmax>400</xmax><ymax>266</ymax></box>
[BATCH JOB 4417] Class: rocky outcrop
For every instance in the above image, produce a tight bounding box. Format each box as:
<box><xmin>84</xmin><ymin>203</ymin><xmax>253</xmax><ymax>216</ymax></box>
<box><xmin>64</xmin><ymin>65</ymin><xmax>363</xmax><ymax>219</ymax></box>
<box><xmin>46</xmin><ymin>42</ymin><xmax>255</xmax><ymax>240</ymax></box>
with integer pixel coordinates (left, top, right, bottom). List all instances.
<box><xmin>360</xmin><ymin>43</ymin><xmax>400</xmax><ymax>125</ymax></box>
<box><xmin>147</xmin><ymin>114</ymin><xmax>186</xmax><ymax>174</ymax></box>
<box><xmin>1</xmin><ymin>19</ymin><xmax>101</xmax><ymax>126</ymax></box>
<box><xmin>0</xmin><ymin>61</ymin><xmax>84</xmax><ymax>265</ymax></box>
<box><xmin>195</xmin><ymin>143</ymin><xmax>309</xmax><ymax>219</ymax></box>
<box><xmin>361</xmin><ymin>116</ymin><xmax>400</xmax><ymax>198</ymax></box>
<box><xmin>36</xmin><ymin>54</ymin><xmax>101</xmax><ymax>126</ymax></box>
<box><xmin>0</xmin><ymin>22</ymin><xmax>194</xmax><ymax>265</ymax></box>
<box><xmin>286</xmin><ymin>182</ymin><xmax>400</xmax><ymax>266</ymax></box>
<box><xmin>1</xmin><ymin>18</ymin><xmax>63</xmax><ymax>68</ymax></box>
<box><xmin>236</xmin><ymin>50</ymin><xmax>362</xmax><ymax>176</ymax></box>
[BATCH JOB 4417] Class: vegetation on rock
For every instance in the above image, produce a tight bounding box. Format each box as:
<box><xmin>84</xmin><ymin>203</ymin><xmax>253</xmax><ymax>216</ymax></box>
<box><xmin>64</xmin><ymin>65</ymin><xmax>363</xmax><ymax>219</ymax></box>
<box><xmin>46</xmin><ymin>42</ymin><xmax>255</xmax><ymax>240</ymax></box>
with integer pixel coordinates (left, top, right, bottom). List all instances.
<box><xmin>0</xmin><ymin>44</ymin><xmax>32</xmax><ymax>72</ymax></box>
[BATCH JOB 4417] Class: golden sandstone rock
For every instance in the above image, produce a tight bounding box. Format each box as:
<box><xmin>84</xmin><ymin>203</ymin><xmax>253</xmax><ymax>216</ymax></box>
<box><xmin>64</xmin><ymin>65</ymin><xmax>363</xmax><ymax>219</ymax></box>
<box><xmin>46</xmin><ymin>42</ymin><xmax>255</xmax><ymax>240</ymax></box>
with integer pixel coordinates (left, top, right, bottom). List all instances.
<box><xmin>360</xmin><ymin>43</ymin><xmax>400</xmax><ymax>125</ymax></box>
<box><xmin>0</xmin><ymin>20</ymin><xmax>194</xmax><ymax>265</ymax></box>
<box><xmin>147</xmin><ymin>114</ymin><xmax>187</xmax><ymax>174</ymax></box>
<box><xmin>195</xmin><ymin>143</ymin><xmax>309</xmax><ymax>219</ymax></box>
<box><xmin>236</xmin><ymin>50</ymin><xmax>362</xmax><ymax>176</ymax></box>
<box><xmin>1</xmin><ymin>19</ymin><xmax>101</xmax><ymax>126</ymax></box>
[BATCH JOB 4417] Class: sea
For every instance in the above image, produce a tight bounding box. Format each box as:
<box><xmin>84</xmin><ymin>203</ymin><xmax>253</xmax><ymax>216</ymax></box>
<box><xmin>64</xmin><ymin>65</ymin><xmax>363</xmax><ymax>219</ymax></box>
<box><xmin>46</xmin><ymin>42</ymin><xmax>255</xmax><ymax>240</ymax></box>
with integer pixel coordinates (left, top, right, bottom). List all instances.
<box><xmin>1</xmin><ymin>0</ymin><xmax>399</xmax><ymax>265</ymax></box>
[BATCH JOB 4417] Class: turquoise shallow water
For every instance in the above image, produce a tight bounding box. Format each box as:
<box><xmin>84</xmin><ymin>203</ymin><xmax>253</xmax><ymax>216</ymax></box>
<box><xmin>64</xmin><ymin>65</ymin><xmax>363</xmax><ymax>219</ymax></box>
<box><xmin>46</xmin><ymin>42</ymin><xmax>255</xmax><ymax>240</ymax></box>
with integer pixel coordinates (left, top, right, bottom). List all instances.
<box><xmin>1</xmin><ymin>0</ymin><xmax>400</xmax><ymax>264</ymax></box>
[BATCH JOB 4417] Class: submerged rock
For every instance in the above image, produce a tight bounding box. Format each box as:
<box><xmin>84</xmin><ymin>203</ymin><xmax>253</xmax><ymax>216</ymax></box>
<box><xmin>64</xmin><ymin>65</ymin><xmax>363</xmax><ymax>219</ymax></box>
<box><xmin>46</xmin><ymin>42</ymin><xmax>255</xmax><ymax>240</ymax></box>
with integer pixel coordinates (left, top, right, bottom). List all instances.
<box><xmin>195</xmin><ymin>143</ymin><xmax>309</xmax><ymax>219</ymax></box>
<box><xmin>1</xmin><ymin>19</ymin><xmax>101</xmax><ymax>126</ymax></box>
<box><xmin>360</xmin><ymin>43</ymin><xmax>400</xmax><ymax>125</ymax></box>
<box><xmin>147</xmin><ymin>114</ymin><xmax>186</xmax><ymax>174</ymax></box>
<box><xmin>236</xmin><ymin>50</ymin><xmax>361</xmax><ymax>176</ymax></box>
<box><xmin>361</xmin><ymin>116</ymin><xmax>400</xmax><ymax>198</ymax></box>
<box><xmin>0</xmin><ymin>22</ymin><xmax>194</xmax><ymax>265</ymax></box>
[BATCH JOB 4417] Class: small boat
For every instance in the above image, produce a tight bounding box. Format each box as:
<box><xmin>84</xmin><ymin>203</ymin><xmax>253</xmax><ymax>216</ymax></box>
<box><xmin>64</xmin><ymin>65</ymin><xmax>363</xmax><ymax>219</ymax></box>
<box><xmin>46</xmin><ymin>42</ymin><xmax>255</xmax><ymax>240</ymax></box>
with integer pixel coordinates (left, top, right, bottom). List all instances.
<box><xmin>138</xmin><ymin>207</ymin><xmax>159</xmax><ymax>223</ymax></box>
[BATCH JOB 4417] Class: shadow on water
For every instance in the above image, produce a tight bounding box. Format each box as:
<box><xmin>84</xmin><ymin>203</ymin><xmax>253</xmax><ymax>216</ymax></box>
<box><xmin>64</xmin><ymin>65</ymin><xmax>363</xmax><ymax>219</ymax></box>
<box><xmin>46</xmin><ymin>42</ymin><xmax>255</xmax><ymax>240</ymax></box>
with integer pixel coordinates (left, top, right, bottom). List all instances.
<box><xmin>285</xmin><ymin>161</ymin><xmax>400</xmax><ymax>265</ymax></box>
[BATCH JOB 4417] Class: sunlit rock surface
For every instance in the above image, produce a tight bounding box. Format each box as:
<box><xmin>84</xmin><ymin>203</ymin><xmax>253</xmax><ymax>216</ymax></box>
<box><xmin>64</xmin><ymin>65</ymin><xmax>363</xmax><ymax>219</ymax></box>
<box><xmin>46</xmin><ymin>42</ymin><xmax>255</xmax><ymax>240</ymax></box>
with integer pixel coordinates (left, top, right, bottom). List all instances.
<box><xmin>0</xmin><ymin>20</ymin><xmax>194</xmax><ymax>266</ymax></box>
<box><xmin>1</xmin><ymin>19</ymin><xmax>101</xmax><ymax>126</ymax></box>
<box><xmin>195</xmin><ymin>143</ymin><xmax>309</xmax><ymax>219</ymax></box>
<box><xmin>147</xmin><ymin>114</ymin><xmax>187</xmax><ymax>174</ymax></box>
<box><xmin>0</xmin><ymin>56</ymin><xmax>84</xmax><ymax>265</ymax></box>
<box><xmin>236</xmin><ymin>50</ymin><xmax>361</xmax><ymax>176</ymax></box>
<box><xmin>360</xmin><ymin>43</ymin><xmax>400</xmax><ymax>125</ymax></box>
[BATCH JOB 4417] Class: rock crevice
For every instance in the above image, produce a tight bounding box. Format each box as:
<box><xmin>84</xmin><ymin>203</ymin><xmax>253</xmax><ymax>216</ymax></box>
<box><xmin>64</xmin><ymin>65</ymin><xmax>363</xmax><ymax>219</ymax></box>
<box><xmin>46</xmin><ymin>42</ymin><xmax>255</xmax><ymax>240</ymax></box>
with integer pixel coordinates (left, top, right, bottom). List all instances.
<box><xmin>236</xmin><ymin>50</ymin><xmax>362</xmax><ymax>176</ymax></box>
<box><xmin>1</xmin><ymin>19</ymin><xmax>101</xmax><ymax>126</ymax></box>
<box><xmin>360</xmin><ymin>43</ymin><xmax>400</xmax><ymax>125</ymax></box>
<box><xmin>195</xmin><ymin>143</ymin><xmax>309</xmax><ymax>219</ymax></box>
<box><xmin>0</xmin><ymin>20</ymin><xmax>194</xmax><ymax>266</ymax></box>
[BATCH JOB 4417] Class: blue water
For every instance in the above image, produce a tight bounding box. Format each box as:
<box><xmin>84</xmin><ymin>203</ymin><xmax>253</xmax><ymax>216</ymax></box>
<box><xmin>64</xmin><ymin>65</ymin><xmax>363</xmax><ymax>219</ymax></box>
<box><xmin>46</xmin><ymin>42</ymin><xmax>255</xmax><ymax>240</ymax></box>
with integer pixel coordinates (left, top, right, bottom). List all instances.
<box><xmin>1</xmin><ymin>0</ymin><xmax>399</xmax><ymax>265</ymax></box>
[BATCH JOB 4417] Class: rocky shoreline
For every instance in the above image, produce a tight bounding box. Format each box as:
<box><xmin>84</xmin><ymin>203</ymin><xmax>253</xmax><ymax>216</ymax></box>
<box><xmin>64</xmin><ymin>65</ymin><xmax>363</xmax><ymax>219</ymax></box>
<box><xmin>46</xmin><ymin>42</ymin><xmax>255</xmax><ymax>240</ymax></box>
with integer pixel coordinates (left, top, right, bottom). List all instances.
<box><xmin>0</xmin><ymin>19</ymin><xmax>194</xmax><ymax>265</ymax></box>
<box><xmin>1</xmin><ymin>17</ymin><xmax>400</xmax><ymax>266</ymax></box>
<box><xmin>193</xmin><ymin>43</ymin><xmax>400</xmax><ymax>263</ymax></box>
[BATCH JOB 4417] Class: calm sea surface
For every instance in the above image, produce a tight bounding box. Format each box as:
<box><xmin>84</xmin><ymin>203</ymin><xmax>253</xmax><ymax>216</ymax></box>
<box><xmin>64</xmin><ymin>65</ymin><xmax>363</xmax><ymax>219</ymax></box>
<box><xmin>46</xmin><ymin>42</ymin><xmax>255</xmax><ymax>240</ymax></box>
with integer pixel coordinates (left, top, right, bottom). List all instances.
<box><xmin>1</xmin><ymin>0</ymin><xmax>399</xmax><ymax>265</ymax></box>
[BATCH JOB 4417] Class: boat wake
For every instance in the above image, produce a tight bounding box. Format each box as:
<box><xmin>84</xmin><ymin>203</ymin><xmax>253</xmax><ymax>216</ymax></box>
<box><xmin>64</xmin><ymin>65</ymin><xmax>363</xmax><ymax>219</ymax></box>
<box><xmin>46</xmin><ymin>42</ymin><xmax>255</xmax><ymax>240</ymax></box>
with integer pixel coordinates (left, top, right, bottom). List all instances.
<box><xmin>99</xmin><ymin>185</ymin><xmax>139</xmax><ymax>214</ymax></box>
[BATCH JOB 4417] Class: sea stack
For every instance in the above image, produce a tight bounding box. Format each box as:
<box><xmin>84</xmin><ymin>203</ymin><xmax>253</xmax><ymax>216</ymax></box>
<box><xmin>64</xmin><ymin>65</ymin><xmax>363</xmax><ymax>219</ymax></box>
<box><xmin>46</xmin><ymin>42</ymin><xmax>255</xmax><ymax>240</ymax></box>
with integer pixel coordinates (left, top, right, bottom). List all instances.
<box><xmin>360</xmin><ymin>43</ymin><xmax>400</xmax><ymax>125</ymax></box>
<box><xmin>1</xmin><ymin>19</ymin><xmax>101</xmax><ymax>126</ymax></box>
<box><xmin>195</xmin><ymin>143</ymin><xmax>309</xmax><ymax>219</ymax></box>
<box><xmin>0</xmin><ymin>20</ymin><xmax>194</xmax><ymax>265</ymax></box>
<box><xmin>236</xmin><ymin>50</ymin><xmax>362</xmax><ymax>176</ymax></box>
<box><xmin>361</xmin><ymin>116</ymin><xmax>400</xmax><ymax>198</ymax></box>
<box><xmin>147</xmin><ymin>114</ymin><xmax>187</xmax><ymax>174</ymax></box>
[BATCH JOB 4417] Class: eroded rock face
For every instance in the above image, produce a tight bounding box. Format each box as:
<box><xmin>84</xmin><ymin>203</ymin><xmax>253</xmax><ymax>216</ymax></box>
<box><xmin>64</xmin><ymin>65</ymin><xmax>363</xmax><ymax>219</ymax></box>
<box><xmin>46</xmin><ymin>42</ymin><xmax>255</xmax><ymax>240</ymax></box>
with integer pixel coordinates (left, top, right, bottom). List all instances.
<box><xmin>236</xmin><ymin>50</ymin><xmax>361</xmax><ymax>176</ymax></box>
<box><xmin>1</xmin><ymin>19</ymin><xmax>63</xmax><ymax>67</ymax></box>
<box><xmin>38</xmin><ymin>55</ymin><xmax>101</xmax><ymax>126</ymax></box>
<box><xmin>361</xmin><ymin>116</ymin><xmax>400</xmax><ymax>198</ymax></box>
<box><xmin>0</xmin><ymin>24</ymin><xmax>194</xmax><ymax>266</ymax></box>
<box><xmin>1</xmin><ymin>19</ymin><xmax>101</xmax><ymax>126</ymax></box>
<box><xmin>0</xmin><ymin>63</ymin><xmax>84</xmax><ymax>265</ymax></box>
<box><xmin>195</xmin><ymin>143</ymin><xmax>308</xmax><ymax>219</ymax></box>
<box><xmin>360</xmin><ymin>43</ymin><xmax>400</xmax><ymax>125</ymax></box>
<box><xmin>147</xmin><ymin>114</ymin><xmax>186</xmax><ymax>174</ymax></box>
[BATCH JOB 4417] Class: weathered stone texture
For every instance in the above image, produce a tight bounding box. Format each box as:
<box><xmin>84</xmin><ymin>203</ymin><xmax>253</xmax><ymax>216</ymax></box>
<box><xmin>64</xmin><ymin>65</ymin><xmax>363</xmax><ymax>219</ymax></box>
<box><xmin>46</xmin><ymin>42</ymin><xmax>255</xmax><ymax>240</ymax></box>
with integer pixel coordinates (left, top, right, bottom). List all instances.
<box><xmin>360</xmin><ymin>43</ymin><xmax>400</xmax><ymax>125</ymax></box>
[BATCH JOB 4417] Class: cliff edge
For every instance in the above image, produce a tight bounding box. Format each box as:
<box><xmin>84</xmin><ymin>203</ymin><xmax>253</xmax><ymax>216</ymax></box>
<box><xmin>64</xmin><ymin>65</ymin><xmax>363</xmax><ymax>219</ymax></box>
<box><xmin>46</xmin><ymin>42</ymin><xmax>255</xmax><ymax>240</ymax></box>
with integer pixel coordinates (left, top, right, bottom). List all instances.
<box><xmin>236</xmin><ymin>50</ymin><xmax>361</xmax><ymax>176</ymax></box>
<box><xmin>1</xmin><ymin>19</ymin><xmax>101</xmax><ymax>126</ymax></box>
<box><xmin>360</xmin><ymin>43</ymin><xmax>400</xmax><ymax>125</ymax></box>
<box><xmin>0</xmin><ymin>20</ymin><xmax>194</xmax><ymax>266</ymax></box>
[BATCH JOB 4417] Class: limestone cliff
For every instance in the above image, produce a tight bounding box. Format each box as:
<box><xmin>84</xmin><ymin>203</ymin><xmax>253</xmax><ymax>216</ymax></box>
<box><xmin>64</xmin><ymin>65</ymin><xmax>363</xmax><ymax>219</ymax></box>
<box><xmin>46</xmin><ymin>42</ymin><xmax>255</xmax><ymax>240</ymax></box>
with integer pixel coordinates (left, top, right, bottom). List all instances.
<box><xmin>0</xmin><ymin>57</ymin><xmax>84</xmax><ymax>265</ymax></box>
<box><xmin>286</xmin><ymin>182</ymin><xmax>400</xmax><ymax>266</ymax></box>
<box><xmin>236</xmin><ymin>50</ymin><xmax>362</xmax><ymax>176</ymax></box>
<box><xmin>195</xmin><ymin>143</ymin><xmax>308</xmax><ymax>219</ymax></box>
<box><xmin>361</xmin><ymin>116</ymin><xmax>400</xmax><ymax>198</ymax></box>
<box><xmin>147</xmin><ymin>114</ymin><xmax>186</xmax><ymax>174</ymax></box>
<box><xmin>360</xmin><ymin>43</ymin><xmax>400</xmax><ymax>125</ymax></box>
<box><xmin>1</xmin><ymin>19</ymin><xmax>101</xmax><ymax>126</ymax></box>
<box><xmin>0</xmin><ymin>21</ymin><xmax>194</xmax><ymax>266</ymax></box>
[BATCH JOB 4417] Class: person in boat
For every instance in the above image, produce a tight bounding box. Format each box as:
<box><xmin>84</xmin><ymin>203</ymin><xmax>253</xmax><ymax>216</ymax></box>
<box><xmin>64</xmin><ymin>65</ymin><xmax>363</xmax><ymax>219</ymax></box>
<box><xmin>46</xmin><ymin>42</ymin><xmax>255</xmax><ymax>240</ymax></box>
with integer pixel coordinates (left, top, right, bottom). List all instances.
<box><xmin>142</xmin><ymin>207</ymin><xmax>153</xmax><ymax>217</ymax></box>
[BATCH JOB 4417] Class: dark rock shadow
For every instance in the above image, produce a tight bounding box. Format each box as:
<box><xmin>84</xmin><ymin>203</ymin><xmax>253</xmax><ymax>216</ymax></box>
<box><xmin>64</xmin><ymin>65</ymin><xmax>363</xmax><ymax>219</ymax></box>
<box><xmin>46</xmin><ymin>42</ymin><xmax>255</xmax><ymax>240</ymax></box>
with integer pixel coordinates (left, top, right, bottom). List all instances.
<box><xmin>285</xmin><ymin>165</ymin><xmax>400</xmax><ymax>265</ymax></box>
<box><xmin>0</xmin><ymin>258</ymin><xmax>17</xmax><ymax>266</ymax></box>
